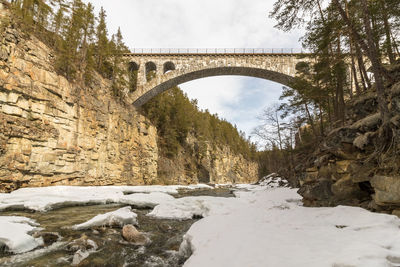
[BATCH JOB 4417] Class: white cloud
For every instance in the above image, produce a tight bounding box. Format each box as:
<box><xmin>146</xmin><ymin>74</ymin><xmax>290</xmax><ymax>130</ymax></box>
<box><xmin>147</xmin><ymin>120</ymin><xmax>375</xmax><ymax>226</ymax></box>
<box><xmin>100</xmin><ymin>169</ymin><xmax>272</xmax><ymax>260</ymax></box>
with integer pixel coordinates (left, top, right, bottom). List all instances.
<box><xmin>84</xmin><ymin>0</ymin><xmax>303</xmax><ymax>138</ymax></box>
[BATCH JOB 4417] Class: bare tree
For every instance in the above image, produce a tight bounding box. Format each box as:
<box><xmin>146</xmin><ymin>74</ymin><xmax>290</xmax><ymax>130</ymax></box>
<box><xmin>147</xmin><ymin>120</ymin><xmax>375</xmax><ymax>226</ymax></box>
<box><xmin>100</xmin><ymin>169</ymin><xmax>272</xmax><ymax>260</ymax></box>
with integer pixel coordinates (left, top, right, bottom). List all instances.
<box><xmin>253</xmin><ymin>104</ymin><xmax>287</xmax><ymax>150</ymax></box>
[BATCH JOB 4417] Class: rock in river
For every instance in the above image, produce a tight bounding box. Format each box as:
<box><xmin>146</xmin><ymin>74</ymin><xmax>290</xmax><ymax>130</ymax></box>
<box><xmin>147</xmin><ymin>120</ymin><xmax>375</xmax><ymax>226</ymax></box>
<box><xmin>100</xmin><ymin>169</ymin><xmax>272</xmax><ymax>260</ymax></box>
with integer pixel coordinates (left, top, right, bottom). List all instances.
<box><xmin>122</xmin><ymin>224</ymin><xmax>149</xmax><ymax>245</ymax></box>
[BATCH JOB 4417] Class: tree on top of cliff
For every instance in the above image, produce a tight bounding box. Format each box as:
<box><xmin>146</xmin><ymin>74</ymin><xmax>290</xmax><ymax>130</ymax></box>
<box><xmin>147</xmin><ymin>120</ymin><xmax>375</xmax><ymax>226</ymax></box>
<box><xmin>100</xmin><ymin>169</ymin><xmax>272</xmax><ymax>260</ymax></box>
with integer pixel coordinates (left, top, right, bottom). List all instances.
<box><xmin>8</xmin><ymin>0</ymin><xmax>130</xmax><ymax>92</ymax></box>
<box><xmin>110</xmin><ymin>27</ymin><xmax>130</xmax><ymax>98</ymax></box>
<box><xmin>94</xmin><ymin>6</ymin><xmax>109</xmax><ymax>77</ymax></box>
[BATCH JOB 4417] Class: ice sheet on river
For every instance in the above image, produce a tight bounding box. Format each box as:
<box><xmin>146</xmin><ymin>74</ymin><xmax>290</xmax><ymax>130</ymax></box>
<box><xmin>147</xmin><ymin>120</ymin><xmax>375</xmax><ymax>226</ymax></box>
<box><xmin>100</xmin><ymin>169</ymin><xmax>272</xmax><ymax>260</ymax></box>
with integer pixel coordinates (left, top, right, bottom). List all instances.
<box><xmin>0</xmin><ymin>216</ymin><xmax>43</xmax><ymax>254</ymax></box>
<box><xmin>148</xmin><ymin>196</ymin><xmax>242</xmax><ymax>220</ymax></box>
<box><xmin>0</xmin><ymin>184</ymin><xmax>209</xmax><ymax>212</ymax></box>
<box><xmin>71</xmin><ymin>206</ymin><xmax>138</xmax><ymax>230</ymax></box>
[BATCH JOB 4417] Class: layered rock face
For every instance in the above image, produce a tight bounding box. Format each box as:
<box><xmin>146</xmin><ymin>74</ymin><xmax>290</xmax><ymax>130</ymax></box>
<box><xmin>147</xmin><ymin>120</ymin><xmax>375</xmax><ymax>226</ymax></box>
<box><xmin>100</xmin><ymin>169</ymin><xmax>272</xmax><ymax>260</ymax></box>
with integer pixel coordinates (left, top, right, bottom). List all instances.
<box><xmin>299</xmin><ymin>76</ymin><xmax>400</xmax><ymax>214</ymax></box>
<box><xmin>158</xmin><ymin>135</ymin><xmax>259</xmax><ymax>185</ymax></box>
<box><xmin>0</xmin><ymin>24</ymin><xmax>158</xmax><ymax>192</ymax></box>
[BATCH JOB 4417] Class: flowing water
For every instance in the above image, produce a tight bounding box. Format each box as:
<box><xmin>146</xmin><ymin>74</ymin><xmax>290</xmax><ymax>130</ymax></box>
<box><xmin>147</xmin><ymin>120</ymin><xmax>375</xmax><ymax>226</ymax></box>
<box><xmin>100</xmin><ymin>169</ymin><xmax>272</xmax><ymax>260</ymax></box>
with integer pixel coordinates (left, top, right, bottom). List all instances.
<box><xmin>0</xmin><ymin>187</ymin><xmax>235</xmax><ymax>267</ymax></box>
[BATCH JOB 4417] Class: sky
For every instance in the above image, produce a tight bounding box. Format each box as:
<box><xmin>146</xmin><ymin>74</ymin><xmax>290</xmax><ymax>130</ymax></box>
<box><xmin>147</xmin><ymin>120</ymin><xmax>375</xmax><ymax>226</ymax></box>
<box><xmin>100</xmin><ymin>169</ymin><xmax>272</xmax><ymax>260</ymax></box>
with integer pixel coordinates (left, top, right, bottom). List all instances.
<box><xmin>84</xmin><ymin>0</ymin><xmax>303</xmax><ymax>143</ymax></box>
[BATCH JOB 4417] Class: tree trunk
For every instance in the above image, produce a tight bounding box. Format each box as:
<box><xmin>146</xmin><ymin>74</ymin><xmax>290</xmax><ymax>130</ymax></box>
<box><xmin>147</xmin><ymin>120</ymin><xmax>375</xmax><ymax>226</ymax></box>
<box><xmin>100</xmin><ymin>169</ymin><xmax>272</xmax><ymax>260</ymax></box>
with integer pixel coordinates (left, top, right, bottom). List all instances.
<box><xmin>276</xmin><ymin>112</ymin><xmax>283</xmax><ymax>150</ymax></box>
<box><xmin>349</xmin><ymin>31</ymin><xmax>361</xmax><ymax>94</ymax></box>
<box><xmin>355</xmin><ymin>41</ymin><xmax>371</xmax><ymax>90</ymax></box>
<box><xmin>332</xmin><ymin>0</ymin><xmax>393</xmax><ymax>83</ymax></box>
<box><xmin>391</xmin><ymin>30</ymin><xmax>400</xmax><ymax>56</ymax></box>
<box><xmin>327</xmin><ymin>96</ymin><xmax>333</xmax><ymax>130</ymax></box>
<box><xmin>319</xmin><ymin>103</ymin><xmax>324</xmax><ymax>136</ymax></box>
<box><xmin>304</xmin><ymin>103</ymin><xmax>318</xmax><ymax>138</ymax></box>
<box><xmin>336</xmin><ymin>37</ymin><xmax>346</xmax><ymax>125</ymax></box>
<box><xmin>381</xmin><ymin>1</ymin><xmax>395</xmax><ymax>64</ymax></box>
<box><xmin>360</xmin><ymin>0</ymin><xmax>390</xmax><ymax>126</ymax></box>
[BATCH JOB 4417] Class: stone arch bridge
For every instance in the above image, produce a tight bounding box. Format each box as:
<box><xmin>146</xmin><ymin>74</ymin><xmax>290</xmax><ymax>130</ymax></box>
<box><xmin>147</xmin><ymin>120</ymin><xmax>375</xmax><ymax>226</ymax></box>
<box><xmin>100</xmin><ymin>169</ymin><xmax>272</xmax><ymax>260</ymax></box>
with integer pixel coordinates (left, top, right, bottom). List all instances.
<box><xmin>123</xmin><ymin>48</ymin><xmax>311</xmax><ymax>108</ymax></box>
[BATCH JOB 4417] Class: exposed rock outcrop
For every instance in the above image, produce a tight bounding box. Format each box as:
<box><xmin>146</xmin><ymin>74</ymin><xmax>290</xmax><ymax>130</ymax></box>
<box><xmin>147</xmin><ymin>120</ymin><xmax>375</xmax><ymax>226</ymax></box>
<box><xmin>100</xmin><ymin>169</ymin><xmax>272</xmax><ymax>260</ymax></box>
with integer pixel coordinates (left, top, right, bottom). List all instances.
<box><xmin>0</xmin><ymin>15</ymin><xmax>158</xmax><ymax>192</ymax></box>
<box><xmin>157</xmin><ymin>135</ymin><xmax>259</xmax><ymax>185</ymax></box>
<box><xmin>298</xmin><ymin>73</ymin><xmax>400</xmax><ymax>213</ymax></box>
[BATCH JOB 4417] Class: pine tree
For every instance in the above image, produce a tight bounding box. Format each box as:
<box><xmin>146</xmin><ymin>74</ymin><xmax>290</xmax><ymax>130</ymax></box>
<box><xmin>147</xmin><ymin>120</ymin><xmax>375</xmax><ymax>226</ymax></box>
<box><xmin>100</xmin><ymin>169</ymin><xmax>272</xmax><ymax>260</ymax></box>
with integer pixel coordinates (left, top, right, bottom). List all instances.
<box><xmin>110</xmin><ymin>27</ymin><xmax>129</xmax><ymax>97</ymax></box>
<box><xmin>80</xmin><ymin>2</ymin><xmax>95</xmax><ymax>84</ymax></box>
<box><xmin>95</xmin><ymin>7</ymin><xmax>109</xmax><ymax>76</ymax></box>
<box><xmin>51</xmin><ymin>0</ymin><xmax>67</xmax><ymax>36</ymax></box>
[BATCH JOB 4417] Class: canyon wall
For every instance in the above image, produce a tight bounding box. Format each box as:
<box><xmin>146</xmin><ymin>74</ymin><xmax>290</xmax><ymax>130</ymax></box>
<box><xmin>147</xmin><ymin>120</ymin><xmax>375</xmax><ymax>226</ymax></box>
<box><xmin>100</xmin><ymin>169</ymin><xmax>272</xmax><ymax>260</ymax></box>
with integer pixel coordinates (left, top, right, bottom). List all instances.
<box><xmin>0</xmin><ymin>21</ymin><xmax>158</xmax><ymax>192</ymax></box>
<box><xmin>158</xmin><ymin>134</ymin><xmax>259</xmax><ymax>185</ymax></box>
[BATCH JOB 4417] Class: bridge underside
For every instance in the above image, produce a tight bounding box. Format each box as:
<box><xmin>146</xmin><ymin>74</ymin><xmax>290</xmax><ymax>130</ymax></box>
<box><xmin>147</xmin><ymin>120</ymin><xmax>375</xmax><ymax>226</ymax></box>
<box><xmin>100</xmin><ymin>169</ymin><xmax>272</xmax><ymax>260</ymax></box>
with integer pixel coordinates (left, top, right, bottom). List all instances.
<box><xmin>132</xmin><ymin>67</ymin><xmax>295</xmax><ymax>108</ymax></box>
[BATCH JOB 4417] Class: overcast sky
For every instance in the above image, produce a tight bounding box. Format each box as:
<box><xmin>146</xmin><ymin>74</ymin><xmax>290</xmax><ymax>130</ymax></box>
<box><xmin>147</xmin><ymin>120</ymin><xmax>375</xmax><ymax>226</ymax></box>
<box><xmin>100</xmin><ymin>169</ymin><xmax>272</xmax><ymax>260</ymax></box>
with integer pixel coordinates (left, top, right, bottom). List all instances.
<box><xmin>84</xmin><ymin>0</ymin><xmax>303</xmax><ymax>143</ymax></box>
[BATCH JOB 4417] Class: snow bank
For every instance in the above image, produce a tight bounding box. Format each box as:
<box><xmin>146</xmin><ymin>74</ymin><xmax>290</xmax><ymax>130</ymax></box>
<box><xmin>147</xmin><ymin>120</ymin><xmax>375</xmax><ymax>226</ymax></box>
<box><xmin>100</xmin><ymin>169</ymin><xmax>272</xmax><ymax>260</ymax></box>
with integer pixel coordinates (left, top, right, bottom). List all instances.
<box><xmin>71</xmin><ymin>206</ymin><xmax>137</xmax><ymax>230</ymax></box>
<box><xmin>0</xmin><ymin>216</ymin><xmax>43</xmax><ymax>253</ymax></box>
<box><xmin>148</xmin><ymin>182</ymin><xmax>294</xmax><ymax>220</ymax></box>
<box><xmin>120</xmin><ymin>192</ymin><xmax>175</xmax><ymax>208</ymax></box>
<box><xmin>148</xmin><ymin>196</ymin><xmax>240</xmax><ymax>220</ymax></box>
<box><xmin>180</xmin><ymin>187</ymin><xmax>400</xmax><ymax>267</ymax></box>
<box><xmin>0</xmin><ymin>185</ymin><xmax>210</xmax><ymax>212</ymax></box>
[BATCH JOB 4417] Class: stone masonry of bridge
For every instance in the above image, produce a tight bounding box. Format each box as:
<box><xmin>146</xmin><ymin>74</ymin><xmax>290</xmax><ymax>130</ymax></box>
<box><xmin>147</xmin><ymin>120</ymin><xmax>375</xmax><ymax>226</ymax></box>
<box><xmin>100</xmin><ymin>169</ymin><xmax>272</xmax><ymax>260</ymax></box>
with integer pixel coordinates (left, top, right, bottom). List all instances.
<box><xmin>123</xmin><ymin>50</ymin><xmax>311</xmax><ymax>107</ymax></box>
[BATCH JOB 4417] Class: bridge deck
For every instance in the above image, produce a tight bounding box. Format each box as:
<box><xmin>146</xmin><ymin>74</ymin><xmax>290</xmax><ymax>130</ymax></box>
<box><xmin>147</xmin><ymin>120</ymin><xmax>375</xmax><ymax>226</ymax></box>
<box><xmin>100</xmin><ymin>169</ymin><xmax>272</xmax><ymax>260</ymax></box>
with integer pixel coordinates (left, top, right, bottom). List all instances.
<box><xmin>123</xmin><ymin>48</ymin><xmax>307</xmax><ymax>56</ymax></box>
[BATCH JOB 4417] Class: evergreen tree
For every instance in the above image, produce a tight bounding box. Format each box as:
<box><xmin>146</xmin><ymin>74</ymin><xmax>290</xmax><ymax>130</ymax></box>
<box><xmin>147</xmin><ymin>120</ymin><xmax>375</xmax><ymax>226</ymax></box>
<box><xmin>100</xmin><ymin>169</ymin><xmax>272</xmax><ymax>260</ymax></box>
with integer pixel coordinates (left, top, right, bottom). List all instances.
<box><xmin>80</xmin><ymin>2</ymin><xmax>95</xmax><ymax>84</ymax></box>
<box><xmin>110</xmin><ymin>27</ymin><xmax>130</xmax><ymax>97</ymax></box>
<box><xmin>95</xmin><ymin>7</ymin><xmax>109</xmax><ymax>77</ymax></box>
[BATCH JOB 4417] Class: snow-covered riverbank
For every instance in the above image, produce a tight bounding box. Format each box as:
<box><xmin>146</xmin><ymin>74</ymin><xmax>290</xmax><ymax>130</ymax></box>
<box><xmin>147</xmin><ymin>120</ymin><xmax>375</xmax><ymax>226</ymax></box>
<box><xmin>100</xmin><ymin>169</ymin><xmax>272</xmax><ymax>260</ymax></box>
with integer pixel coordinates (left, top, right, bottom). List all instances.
<box><xmin>1</xmin><ymin>182</ymin><xmax>400</xmax><ymax>266</ymax></box>
<box><xmin>181</xmin><ymin>186</ymin><xmax>400</xmax><ymax>267</ymax></box>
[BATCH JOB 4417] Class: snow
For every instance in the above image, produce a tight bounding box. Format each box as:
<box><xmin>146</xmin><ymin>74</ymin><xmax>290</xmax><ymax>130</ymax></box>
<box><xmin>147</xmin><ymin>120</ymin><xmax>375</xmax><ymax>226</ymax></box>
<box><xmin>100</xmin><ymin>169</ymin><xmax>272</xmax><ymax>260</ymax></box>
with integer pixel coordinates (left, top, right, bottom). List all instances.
<box><xmin>0</xmin><ymin>216</ymin><xmax>43</xmax><ymax>254</ymax></box>
<box><xmin>0</xmin><ymin>184</ymin><xmax>210</xmax><ymax>212</ymax></box>
<box><xmin>179</xmin><ymin>187</ymin><xmax>400</xmax><ymax>267</ymax></box>
<box><xmin>257</xmin><ymin>173</ymin><xmax>289</xmax><ymax>188</ymax></box>
<box><xmin>2</xmin><ymin>183</ymin><xmax>400</xmax><ymax>266</ymax></box>
<box><xmin>148</xmin><ymin>196</ymin><xmax>242</xmax><ymax>220</ymax></box>
<box><xmin>119</xmin><ymin>192</ymin><xmax>175</xmax><ymax>208</ymax></box>
<box><xmin>71</xmin><ymin>206</ymin><xmax>138</xmax><ymax>230</ymax></box>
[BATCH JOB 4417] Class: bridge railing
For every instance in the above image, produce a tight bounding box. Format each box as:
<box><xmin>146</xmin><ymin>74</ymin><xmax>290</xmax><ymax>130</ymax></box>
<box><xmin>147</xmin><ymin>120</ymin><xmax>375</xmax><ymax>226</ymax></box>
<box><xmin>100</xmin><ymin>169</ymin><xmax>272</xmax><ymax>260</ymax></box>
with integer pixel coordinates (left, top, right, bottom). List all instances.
<box><xmin>126</xmin><ymin>48</ymin><xmax>305</xmax><ymax>54</ymax></box>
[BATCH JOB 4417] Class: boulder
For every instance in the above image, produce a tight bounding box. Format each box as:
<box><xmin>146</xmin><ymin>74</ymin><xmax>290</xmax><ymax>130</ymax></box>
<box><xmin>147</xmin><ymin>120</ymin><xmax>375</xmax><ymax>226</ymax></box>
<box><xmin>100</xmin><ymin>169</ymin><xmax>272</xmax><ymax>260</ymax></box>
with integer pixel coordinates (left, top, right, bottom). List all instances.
<box><xmin>348</xmin><ymin>163</ymin><xmax>372</xmax><ymax>183</ymax></box>
<box><xmin>298</xmin><ymin>180</ymin><xmax>333</xmax><ymax>206</ymax></box>
<box><xmin>301</xmin><ymin>169</ymin><xmax>318</xmax><ymax>185</ymax></box>
<box><xmin>67</xmin><ymin>234</ymin><xmax>97</xmax><ymax>252</ymax></box>
<box><xmin>353</xmin><ymin>132</ymin><xmax>375</xmax><ymax>150</ymax></box>
<box><xmin>335</xmin><ymin>160</ymin><xmax>353</xmax><ymax>174</ymax></box>
<box><xmin>122</xmin><ymin>224</ymin><xmax>149</xmax><ymax>245</ymax></box>
<box><xmin>32</xmin><ymin>232</ymin><xmax>59</xmax><ymax>246</ymax></box>
<box><xmin>67</xmin><ymin>234</ymin><xmax>98</xmax><ymax>266</ymax></box>
<box><xmin>371</xmin><ymin>175</ymin><xmax>400</xmax><ymax>206</ymax></box>
<box><xmin>72</xmin><ymin>249</ymin><xmax>91</xmax><ymax>266</ymax></box>
<box><xmin>331</xmin><ymin>174</ymin><xmax>368</xmax><ymax>201</ymax></box>
<box><xmin>392</xmin><ymin>209</ymin><xmax>400</xmax><ymax>218</ymax></box>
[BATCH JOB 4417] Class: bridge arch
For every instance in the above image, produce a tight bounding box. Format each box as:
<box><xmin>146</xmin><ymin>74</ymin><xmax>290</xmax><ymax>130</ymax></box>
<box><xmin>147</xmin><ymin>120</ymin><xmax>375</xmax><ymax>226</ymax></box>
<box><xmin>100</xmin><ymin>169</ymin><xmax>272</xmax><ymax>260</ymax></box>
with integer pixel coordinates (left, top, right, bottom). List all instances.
<box><xmin>128</xmin><ymin>62</ymin><xmax>140</xmax><ymax>92</ymax></box>
<box><xmin>163</xmin><ymin>61</ymin><xmax>176</xmax><ymax>73</ymax></box>
<box><xmin>132</xmin><ymin>66</ymin><xmax>295</xmax><ymax>107</ymax></box>
<box><xmin>145</xmin><ymin>62</ymin><xmax>157</xmax><ymax>81</ymax></box>
<box><xmin>128</xmin><ymin>61</ymin><xmax>139</xmax><ymax>72</ymax></box>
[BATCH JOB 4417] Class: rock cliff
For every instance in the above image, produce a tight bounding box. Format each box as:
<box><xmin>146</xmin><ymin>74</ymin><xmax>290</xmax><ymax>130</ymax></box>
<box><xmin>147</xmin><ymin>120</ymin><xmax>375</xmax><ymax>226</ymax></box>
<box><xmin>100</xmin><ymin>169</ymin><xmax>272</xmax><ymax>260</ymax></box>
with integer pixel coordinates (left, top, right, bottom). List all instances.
<box><xmin>298</xmin><ymin>70</ymin><xmax>400</xmax><ymax>214</ymax></box>
<box><xmin>0</xmin><ymin>14</ymin><xmax>158</xmax><ymax>192</ymax></box>
<box><xmin>158</xmin><ymin>134</ymin><xmax>259</xmax><ymax>185</ymax></box>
